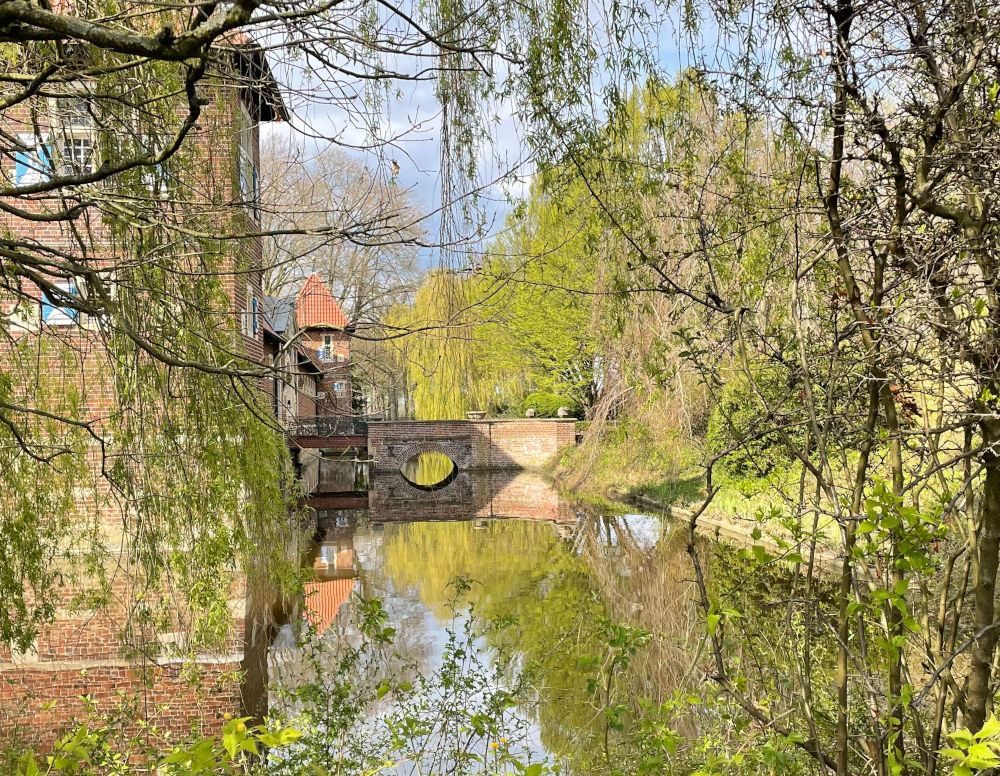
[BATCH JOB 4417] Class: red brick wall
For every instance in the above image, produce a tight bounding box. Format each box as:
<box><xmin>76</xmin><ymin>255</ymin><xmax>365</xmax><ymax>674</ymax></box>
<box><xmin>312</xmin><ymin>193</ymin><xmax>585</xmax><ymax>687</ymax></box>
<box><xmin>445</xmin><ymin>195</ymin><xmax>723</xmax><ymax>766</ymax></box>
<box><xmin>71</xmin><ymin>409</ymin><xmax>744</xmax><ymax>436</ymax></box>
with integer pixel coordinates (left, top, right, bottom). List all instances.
<box><xmin>0</xmin><ymin>660</ymin><xmax>242</xmax><ymax>749</ymax></box>
<box><xmin>368</xmin><ymin>419</ymin><xmax>577</xmax><ymax>471</ymax></box>
<box><xmin>300</xmin><ymin>327</ymin><xmax>352</xmax><ymax>415</ymax></box>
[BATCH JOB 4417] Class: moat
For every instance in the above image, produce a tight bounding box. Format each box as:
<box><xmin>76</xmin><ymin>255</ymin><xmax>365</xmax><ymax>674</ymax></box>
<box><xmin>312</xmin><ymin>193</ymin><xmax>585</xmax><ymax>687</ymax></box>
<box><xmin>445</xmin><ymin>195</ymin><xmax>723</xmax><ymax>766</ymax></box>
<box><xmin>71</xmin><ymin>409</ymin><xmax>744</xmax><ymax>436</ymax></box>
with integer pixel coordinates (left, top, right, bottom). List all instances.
<box><xmin>266</xmin><ymin>463</ymin><xmax>704</xmax><ymax>770</ymax></box>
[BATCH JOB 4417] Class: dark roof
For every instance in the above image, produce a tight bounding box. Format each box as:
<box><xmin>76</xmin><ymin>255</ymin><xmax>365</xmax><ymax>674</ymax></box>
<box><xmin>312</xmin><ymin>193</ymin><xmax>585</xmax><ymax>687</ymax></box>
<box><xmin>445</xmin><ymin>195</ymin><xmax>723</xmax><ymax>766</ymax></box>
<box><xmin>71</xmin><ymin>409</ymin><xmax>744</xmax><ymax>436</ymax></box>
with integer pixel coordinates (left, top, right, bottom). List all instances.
<box><xmin>232</xmin><ymin>41</ymin><xmax>288</xmax><ymax>122</ymax></box>
<box><xmin>262</xmin><ymin>295</ymin><xmax>295</xmax><ymax>335</ymax></box>
<box><xmin>297</xmin><ymin>345</ymin><xmax>323</xmax><ymax>373</ymax></box>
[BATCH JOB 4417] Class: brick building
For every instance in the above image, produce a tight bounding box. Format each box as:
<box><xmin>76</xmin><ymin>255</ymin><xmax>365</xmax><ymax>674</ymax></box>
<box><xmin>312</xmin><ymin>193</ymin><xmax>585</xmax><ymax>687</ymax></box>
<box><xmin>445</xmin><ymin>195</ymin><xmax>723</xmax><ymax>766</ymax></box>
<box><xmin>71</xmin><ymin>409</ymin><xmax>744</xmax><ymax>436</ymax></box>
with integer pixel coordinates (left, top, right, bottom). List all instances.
<box><xmin>263</xmin><ymin>272</ymin><xmax>354</xmax><ymax>419</ymax></box>
<box><xmin>0</xmin><ymin>42</ymin><xmax>296</xmax><ymax>746</ymax></box>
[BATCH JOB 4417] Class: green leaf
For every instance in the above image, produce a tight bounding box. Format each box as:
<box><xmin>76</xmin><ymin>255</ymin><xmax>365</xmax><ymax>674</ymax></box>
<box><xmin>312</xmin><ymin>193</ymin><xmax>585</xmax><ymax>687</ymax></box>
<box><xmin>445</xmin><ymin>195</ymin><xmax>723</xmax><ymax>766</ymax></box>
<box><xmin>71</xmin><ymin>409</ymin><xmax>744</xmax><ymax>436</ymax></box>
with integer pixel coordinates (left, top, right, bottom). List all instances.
<box><xmin>223</xmin><ymin>731</ymin><xmax>238</xmax><ymax>760</ymax></box>
<box><xmin>963</xmin><ymin>742</ymin><xmax>1000</xmax><ymax>768</ymax></box>
<box><xmin>977</xmin><ymin>715</ymin><xmax>1000</xmax><ymax>741</ymax></box>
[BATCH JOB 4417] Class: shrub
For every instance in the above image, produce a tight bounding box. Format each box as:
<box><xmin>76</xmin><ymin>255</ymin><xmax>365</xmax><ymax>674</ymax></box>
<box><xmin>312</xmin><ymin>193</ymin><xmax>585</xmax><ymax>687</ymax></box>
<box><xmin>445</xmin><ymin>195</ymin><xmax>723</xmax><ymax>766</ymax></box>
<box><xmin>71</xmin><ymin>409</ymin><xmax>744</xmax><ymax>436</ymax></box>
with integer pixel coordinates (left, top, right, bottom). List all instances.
<box><xmin>706</xmin><ymin>373</ymin><xmax>804</xmax><ymax>478</ymax></box>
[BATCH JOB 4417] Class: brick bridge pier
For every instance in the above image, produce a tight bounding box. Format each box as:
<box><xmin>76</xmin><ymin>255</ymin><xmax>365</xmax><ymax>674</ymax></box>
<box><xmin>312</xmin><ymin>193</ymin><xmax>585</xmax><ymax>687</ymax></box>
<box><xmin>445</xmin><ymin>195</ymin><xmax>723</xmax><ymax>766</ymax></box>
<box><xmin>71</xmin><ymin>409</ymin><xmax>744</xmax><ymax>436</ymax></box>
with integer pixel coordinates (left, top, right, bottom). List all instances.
<box><xmin>366</xmin><ymin>419</ymin><xmax>577</xmax><ymax>471</ymax></box>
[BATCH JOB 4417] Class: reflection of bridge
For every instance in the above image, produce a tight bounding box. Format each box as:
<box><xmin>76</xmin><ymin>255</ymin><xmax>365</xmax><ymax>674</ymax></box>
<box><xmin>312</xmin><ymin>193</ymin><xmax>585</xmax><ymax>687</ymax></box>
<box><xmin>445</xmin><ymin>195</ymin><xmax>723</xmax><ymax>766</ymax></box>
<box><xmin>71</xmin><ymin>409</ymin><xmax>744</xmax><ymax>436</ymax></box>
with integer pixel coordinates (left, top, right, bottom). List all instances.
<box><xmin>291</xmin><ymin>417</ymin><xmax>577</xmax><ymax>471</ymax></box>
<box><xmin>304</xmin><ymin>471</ymin><xmax>576</xmax><ymax>525</ymax></box>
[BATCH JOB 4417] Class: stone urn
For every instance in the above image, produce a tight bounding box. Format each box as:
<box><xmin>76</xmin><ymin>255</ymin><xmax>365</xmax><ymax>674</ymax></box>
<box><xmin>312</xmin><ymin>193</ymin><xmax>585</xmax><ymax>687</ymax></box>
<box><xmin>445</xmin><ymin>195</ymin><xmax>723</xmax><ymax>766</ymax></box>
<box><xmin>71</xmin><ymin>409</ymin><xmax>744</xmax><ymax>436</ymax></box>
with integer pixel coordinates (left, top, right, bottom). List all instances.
<box><xmin>556</xmin><ymin>406</ymin><xmax>571</xmax><ymax>418</ymax></box>
<box><xmin>524</xmin><ymin>408</ymin><xmax>536</xmax><ymax>418</ymax></box>
<box><xmin>465</xmin><ymin>410</ymin><xmax>487</xmax><ymax>420</ymax></box>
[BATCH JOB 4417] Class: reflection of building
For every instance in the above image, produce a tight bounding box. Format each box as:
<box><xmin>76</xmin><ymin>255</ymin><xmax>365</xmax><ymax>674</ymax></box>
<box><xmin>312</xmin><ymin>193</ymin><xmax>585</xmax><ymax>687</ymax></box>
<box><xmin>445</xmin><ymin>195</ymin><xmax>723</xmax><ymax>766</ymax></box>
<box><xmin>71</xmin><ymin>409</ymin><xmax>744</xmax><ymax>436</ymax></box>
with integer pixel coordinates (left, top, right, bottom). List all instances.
<box><xmin>369</xmin><ymin>471</ymin><xmax>576</xmax><ymax>524</ymax></box>
<box><xmin>312</xmin><ymin>530</ymin><xmax>356</xmax><ymax>580</ymax></box>
<box><xmin>304</xmin><ymin>512</ymin><xmax>358</xmax><ymax>632</ymax></box>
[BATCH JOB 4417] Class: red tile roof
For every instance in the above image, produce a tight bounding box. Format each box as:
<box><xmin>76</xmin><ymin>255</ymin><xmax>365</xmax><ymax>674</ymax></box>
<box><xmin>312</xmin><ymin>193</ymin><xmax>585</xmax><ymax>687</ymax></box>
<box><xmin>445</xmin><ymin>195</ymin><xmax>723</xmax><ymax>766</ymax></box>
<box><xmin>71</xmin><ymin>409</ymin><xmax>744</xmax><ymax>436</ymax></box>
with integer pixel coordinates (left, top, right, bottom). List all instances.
<box><xmin>303</xmin><ymin>578</ymin><xmax>355</xmax><ymax>633</ymax></box>
<box><xmin>296</xmin><ymin>274</ymin><xmax>348</xmax><ymax>329</ymax></box>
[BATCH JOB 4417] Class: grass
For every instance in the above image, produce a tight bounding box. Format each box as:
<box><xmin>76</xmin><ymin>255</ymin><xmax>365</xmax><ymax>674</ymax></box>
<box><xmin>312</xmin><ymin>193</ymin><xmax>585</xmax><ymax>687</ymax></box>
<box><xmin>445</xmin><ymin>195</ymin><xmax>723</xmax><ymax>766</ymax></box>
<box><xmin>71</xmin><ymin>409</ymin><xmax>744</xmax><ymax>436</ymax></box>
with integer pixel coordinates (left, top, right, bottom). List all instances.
<box><xmin>554</xmin><ymin>420</ymin><xmax>841</xmax><ymax>546</ymax></box>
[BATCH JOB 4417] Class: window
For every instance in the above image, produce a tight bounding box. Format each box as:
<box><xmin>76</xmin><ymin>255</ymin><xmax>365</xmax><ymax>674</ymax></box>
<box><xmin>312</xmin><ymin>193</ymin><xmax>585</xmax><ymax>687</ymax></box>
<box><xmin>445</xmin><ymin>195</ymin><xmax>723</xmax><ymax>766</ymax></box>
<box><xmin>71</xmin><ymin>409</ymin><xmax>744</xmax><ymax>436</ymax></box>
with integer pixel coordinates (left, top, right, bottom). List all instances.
<box><xmin>54</xmin><ymin>96</ymin><xmax>94</xmax><ymax>130</ymax></box>
<box><xmin>319</xmin><ymin>334</ymin><xmax>335</xmax><ymax>361</ymax></box>
<box><xmin>41</xmin><ymin>282</ymin><xmax>79</xmax><ymax>326</ymax></box>
<box><xmin>139</xmin><ymin>135</ymin><xmax>172</xmax><ymax>197</ymax></box>
<box><xmin>59</xmin><ymin>136</ymin><xmax>93</xmax><ymax>176</ymax></box>
<box><xmin>52</xmin><ymin>93</ymin><xmax>96</xmax><ymax>177</ymax></box>
<box><xmin>333</xmin><ymin>381</ymin><xmax>346</xmax><ymax>394</ymax></box>
<box><xmin>243</xmin><ymin>283</ymin><xmax>259</xmax><ymax>337</ymax></box>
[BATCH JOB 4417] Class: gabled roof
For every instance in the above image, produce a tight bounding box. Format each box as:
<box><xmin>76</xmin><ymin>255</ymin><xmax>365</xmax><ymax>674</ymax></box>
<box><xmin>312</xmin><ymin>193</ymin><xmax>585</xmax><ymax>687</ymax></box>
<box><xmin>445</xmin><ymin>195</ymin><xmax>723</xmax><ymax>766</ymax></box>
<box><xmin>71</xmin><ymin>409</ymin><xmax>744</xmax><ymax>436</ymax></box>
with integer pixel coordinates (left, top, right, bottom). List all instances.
<box><xmin>296</xmin><ymin>274</ymin><xmax>348</xmax><ymax>329</ymax></box>
<box><xmin>303</xmin><ymin>578</ymin><xmax>355</xmax><ymax>633</ymax></box>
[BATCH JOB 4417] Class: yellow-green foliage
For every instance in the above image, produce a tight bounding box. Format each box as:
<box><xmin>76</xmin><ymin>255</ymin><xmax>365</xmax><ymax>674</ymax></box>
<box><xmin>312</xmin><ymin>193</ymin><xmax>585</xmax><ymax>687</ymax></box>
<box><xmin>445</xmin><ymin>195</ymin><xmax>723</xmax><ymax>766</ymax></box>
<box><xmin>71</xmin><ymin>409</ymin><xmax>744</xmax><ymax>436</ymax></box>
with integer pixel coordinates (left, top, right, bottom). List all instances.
<box><xmin>386</xmin><ymin>271</ymin><xmax>496</xmax><ymax>419</ymax></box>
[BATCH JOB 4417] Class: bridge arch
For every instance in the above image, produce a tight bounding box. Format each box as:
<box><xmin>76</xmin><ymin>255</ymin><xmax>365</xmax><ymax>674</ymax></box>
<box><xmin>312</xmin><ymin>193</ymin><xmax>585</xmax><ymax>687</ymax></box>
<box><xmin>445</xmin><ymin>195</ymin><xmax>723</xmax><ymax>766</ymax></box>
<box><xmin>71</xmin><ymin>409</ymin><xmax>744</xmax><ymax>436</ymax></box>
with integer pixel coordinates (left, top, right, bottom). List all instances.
<box><xmin>387</xmin><ymin>440</ymin><xmax>474</xmax><ymax>473</ymax></box>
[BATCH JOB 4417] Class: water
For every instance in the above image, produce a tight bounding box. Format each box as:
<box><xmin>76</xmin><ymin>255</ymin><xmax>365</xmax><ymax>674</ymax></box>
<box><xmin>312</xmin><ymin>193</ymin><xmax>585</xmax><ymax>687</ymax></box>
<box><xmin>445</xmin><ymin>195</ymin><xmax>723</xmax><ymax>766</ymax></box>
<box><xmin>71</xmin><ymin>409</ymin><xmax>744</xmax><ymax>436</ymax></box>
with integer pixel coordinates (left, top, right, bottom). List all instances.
<box><xmin>271</xmin><ymin>466</ymin><xmax>704</xmax><ymax>771</ymax></box>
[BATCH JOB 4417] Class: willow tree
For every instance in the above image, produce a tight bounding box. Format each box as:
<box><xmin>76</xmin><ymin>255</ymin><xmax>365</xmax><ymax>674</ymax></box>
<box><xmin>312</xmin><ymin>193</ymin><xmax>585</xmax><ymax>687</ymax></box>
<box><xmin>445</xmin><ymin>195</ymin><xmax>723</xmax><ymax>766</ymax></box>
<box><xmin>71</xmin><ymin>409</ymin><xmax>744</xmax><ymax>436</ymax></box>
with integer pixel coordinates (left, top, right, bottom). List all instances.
<box><xmin>384</xmin><ymin>271</ymin><xmax>497</xmax><ymax>419</ymax></box>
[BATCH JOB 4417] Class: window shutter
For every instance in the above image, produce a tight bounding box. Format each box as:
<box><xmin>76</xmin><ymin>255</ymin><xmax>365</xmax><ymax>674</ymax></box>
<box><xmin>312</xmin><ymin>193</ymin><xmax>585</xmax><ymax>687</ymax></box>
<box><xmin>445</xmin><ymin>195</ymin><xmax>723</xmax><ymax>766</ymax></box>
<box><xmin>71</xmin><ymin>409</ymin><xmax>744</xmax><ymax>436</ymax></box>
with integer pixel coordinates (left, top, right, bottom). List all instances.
<box><xmin>15</xmin><ymin>143</ymin><xmax>52</xmax><ymax>184</ymax></box>
<box><xmin>41</xmin><ymin>283</ymin><xmax>78</xmax><ymax>324</ymax></box>
<box><xmin>252</xmin><ymin>165</ymin><xmax>260</xmax><ymax>220</ymax></box>
<box><xmin>15</xmin><ymin>149</ymin><xmax>30</xmax><ymax>184</ymax></box>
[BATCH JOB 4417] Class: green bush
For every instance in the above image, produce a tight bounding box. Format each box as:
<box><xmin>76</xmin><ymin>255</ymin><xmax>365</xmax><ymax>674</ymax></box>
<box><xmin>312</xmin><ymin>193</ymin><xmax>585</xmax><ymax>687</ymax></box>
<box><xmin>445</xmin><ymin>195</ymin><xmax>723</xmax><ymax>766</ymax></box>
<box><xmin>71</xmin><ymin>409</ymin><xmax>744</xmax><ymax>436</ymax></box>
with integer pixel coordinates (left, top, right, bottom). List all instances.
<box><xmin>706</xmin><ymin>373</ymin><xmax>803</xmax><ymax>478</ymax></box>
<box><xmin>520</xmin><ymin>392</ymin><xmax>584</xmax><ymax>419</ymax></box>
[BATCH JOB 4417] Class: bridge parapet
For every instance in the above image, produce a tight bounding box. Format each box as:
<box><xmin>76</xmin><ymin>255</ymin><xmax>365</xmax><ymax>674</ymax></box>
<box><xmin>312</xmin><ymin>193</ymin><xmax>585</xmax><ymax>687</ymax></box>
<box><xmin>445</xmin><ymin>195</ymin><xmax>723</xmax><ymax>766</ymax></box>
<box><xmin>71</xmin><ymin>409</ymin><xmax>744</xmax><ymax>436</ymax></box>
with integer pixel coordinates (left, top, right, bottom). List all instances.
<box><xmin>291</xmin><ymin>417</ymin><xmax>368</xmax><ymax>438</ymax></box>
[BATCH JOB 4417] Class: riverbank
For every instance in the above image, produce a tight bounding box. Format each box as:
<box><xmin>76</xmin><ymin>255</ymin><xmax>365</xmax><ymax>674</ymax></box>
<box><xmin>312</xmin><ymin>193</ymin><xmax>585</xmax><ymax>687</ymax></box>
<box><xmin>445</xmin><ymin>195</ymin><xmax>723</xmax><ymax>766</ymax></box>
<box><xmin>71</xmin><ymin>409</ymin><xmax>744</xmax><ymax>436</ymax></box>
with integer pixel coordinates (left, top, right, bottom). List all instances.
<box><xmin>553</xmin><ymin>422</ymin><xmax>841</xmax><ymax>567</ymax></box>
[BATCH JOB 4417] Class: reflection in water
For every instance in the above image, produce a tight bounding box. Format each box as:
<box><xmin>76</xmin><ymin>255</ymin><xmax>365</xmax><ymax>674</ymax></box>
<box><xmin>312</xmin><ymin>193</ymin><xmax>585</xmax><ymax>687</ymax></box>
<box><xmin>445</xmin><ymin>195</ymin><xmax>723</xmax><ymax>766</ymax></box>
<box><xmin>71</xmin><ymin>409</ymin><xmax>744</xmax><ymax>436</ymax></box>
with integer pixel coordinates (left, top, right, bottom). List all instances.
<box><xmin>399</xmin><ymin>451</ymin><xmax>458</xmax><ymax>490</ymax></box>
<box><xmin>275</xmin><ymin>474</ymin><xmax>708</xmax><ymax>772</ymax></box>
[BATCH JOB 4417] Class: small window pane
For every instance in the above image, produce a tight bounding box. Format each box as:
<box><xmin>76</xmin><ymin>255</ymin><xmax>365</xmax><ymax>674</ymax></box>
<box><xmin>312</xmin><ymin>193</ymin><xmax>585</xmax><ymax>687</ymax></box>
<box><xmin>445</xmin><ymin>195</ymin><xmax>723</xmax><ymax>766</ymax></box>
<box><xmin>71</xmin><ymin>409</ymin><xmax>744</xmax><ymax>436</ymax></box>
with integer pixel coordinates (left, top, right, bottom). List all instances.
<box><xmin>56</xmin><ymin>96</ymin><xmax>94</xmax><ymax>129</ymax></box>
<box><xmin>60</xmin><ymin>138</ymin><xmax>92</xmax><ymax>175</ymax></box>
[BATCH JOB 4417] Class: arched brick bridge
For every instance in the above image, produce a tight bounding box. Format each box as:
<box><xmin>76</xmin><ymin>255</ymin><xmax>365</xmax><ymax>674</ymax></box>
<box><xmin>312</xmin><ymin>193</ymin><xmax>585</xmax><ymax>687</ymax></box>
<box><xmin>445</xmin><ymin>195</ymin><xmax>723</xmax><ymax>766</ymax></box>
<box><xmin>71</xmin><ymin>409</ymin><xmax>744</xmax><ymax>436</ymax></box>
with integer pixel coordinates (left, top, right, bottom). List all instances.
<box><xmin>292</xmin><ymin>418</ymin><xmax>577</xmax><ymax>471</ymax></box>
<box><xmin>368</xmin><ymin>419</ymin><xmax>576</xmax><ymax>471</ymax></box>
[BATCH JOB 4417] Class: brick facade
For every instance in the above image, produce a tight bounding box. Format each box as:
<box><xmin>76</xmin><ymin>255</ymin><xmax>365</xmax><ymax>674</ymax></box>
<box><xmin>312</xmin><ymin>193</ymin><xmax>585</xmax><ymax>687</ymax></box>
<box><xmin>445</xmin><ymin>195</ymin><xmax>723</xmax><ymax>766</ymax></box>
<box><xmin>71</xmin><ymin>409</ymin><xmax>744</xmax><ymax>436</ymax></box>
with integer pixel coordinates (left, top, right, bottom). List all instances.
<box><xmin>0</xmin><ymin>59</ymin><xmax>285</xmax><ymax>747</ymax></box>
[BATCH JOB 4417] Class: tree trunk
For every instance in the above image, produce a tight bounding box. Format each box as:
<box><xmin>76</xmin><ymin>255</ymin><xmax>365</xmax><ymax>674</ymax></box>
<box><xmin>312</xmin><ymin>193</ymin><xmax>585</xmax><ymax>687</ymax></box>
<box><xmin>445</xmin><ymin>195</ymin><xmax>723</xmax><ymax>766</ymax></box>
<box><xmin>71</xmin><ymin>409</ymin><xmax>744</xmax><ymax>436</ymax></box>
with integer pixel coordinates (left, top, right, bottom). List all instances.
<box><xmin>967</xmin><ymin>419</ymin><xmax>1000</xmax><ymax>731</ymax></box>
